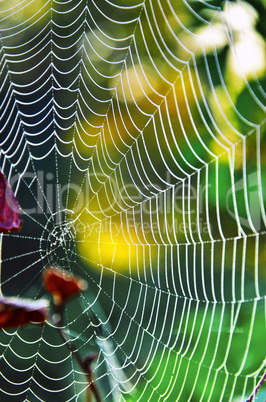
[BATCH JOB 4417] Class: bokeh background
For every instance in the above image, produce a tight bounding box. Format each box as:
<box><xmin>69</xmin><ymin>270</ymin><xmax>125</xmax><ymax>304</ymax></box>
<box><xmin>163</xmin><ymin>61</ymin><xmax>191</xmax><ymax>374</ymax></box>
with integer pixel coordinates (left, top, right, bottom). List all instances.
<box><xmin>0</xmin><ymin>0</ymin><xmax>265</xmax><ymax>400</ymax></box>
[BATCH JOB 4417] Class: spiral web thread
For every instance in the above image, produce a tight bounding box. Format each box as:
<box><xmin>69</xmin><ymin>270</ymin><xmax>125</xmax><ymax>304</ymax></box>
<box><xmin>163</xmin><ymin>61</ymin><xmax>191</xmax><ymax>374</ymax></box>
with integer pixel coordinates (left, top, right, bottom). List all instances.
<box><xmin>0</xmin><ymin>0</ymin><xmax>265</xmax><ymax>401</ymax></box>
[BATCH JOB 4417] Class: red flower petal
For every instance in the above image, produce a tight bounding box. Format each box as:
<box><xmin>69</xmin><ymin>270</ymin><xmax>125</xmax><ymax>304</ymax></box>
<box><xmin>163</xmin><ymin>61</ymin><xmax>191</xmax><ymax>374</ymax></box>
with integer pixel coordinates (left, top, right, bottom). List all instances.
<box><xmin>0</xmin><ymin>296</ymin><xmax>48</xmax><ymax>329</ymax></box>
<box><xmin>0</xmin><ymin>171</ymin><xmax>22</xmax><ymax>233</ymax></box>
<box><xmin>43</xmin><ymin>267</ymin><xmax>87</xmax><ymax>303</ymax></box>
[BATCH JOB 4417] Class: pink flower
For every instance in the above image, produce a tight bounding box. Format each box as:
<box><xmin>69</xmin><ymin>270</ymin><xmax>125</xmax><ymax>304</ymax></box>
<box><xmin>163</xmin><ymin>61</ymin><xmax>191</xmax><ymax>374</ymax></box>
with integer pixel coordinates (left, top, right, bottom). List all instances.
<box><xmin>43</xmin><ymin>266</ymin><xmax>87</xmax><ymax>304</ymax></box>
<box><xmin>0</xmin><ymin>171</ymin><xmax>22</xmax><ymax>233</ymax></box>
<box><xmin>0</xmin><ymin>296</ymin><xmax>48</xmax><ymax>329</ymax></box>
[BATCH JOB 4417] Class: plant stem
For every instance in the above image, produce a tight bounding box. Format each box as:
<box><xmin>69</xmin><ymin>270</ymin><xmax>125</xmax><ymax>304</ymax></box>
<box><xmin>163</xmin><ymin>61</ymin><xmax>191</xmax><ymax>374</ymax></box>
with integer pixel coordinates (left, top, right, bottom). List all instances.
<box><xmin>53</xmin><ymin>302</ymin><xmax>101</xmax><ymax>402</ymax></box>
<box><xmin>246</xmin><ymin>367</ymin><xmax>266</xmax><ymax>402</ymax></box>
<box><xmin>83</xmin><ymin>356</ymin><xmax>101</xmax><ymax>402</ymax></box>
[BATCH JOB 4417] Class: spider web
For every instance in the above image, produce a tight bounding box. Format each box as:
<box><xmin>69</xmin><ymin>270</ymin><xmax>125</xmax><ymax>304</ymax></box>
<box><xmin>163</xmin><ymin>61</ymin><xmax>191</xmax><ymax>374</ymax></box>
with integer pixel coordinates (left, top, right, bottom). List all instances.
<box><xmin>0</xmin><ymin>0</ymin><xmax>265</xmax><ymax>401</ymax></box>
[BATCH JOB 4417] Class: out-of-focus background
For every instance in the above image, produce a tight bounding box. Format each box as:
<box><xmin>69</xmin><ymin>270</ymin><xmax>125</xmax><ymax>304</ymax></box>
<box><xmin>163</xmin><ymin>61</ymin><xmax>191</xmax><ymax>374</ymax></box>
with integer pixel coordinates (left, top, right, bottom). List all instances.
<box><xmin>0</xmin><ymin>0</ymin><xmax>265</xmax><ymax>400</ymax></box>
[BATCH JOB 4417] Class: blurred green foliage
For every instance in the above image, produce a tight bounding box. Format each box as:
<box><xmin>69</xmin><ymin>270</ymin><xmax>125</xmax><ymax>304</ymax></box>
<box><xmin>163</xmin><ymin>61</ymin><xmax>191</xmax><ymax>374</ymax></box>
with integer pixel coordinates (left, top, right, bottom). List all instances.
<box><xmin>0</xmin><ymin>0</ymin><xmax>265</xmax><ymax>400</ymax></box>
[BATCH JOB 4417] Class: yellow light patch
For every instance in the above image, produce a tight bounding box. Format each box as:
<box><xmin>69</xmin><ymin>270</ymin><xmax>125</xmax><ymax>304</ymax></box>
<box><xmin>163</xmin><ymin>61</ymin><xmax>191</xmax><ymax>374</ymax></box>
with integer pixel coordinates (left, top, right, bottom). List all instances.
<box><xmin>77</xmin><ymin>223</ymin><xmax>139</xmax><ymax>275</ymax></box>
